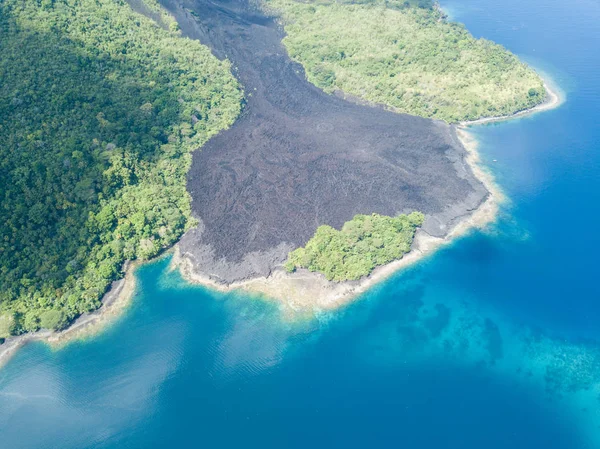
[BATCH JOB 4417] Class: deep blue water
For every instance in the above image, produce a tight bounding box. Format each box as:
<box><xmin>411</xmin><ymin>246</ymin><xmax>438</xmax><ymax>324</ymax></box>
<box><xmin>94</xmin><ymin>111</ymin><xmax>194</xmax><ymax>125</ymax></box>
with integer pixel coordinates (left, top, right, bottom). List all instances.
<box><xmin>2</xmin><ymin>0</ymin><xmax>600</xmax><ymax>447</ymax></box>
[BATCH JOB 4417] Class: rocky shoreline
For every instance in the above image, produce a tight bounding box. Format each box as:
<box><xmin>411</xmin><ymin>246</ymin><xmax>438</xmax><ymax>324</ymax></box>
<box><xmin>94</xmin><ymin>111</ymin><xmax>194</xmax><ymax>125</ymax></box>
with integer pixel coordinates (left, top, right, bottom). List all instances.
<box><xmin>173</xmin><ymin>76</ymin><xmax>561</xmax><ymax>314</ymax></box>
<box><xmin>166</xmin><ymin>0</ymin><xmax>562</xmax><ymax>314</ymax></box>
<box><xmin>171</xmin><ymin>124</ymin><xmax>500</xmax><ymax>315</ymax></box>
<box><xmin>172</xmin><ymin>0</ymin><xmax>491</xmax><ymax>285</ymax></box>
<box><xmin>0</xmin><ymin>0</ymin><xmax>562</xmax><ymax>367</ymax></box>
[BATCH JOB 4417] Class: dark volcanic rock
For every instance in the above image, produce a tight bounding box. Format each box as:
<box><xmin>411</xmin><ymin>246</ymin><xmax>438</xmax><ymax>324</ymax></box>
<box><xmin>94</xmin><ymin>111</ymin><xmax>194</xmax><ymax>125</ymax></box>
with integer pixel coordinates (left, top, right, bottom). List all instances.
<box><xmin>162</xmin><ymin>0</ymin><xmax>488</xmax><ymax>283</ymax></box>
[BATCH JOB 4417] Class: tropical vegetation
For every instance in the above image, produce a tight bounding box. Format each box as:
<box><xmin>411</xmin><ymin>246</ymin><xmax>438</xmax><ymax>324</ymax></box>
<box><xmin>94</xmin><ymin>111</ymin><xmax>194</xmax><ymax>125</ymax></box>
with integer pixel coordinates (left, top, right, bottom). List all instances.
<box><xmin>265</xmin><ymin>0</ymin><xmax>546</xmax><ymax>122</ymax></box>
<box><xmin>0</xmin><ymin>0</ymin><xmax>241</xmax><ymax>336</ymax></box>
<box><xmin>285</xmin><ymin>212</ymin><xmax>424</xmax><ymax>281</ymax></box>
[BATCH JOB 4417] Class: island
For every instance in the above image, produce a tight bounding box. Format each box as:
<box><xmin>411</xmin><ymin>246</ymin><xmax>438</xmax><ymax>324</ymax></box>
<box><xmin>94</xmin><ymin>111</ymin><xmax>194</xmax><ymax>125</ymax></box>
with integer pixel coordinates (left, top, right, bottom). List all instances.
<box><xmin>0</xmin><ymin>0</ymin><xmax>553</xmax><ymax>351</ymax></box>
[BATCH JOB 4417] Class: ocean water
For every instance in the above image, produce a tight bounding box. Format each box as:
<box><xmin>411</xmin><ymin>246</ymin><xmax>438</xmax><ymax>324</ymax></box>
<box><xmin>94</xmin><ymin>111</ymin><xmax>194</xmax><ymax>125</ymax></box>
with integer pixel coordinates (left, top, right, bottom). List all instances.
<box><xmin>1</xmin><ymin>0</ymin><xmax>600</xmax><ymax>447</ymax></box>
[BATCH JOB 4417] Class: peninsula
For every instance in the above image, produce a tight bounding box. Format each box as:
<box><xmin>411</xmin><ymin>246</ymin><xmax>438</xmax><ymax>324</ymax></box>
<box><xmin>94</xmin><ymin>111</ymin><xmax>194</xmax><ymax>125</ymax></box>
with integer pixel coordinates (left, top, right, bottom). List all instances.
<box><xmin>0</xmin><ymin>0</ymin><xmax>553</xmax><ymax>349</ymax></box>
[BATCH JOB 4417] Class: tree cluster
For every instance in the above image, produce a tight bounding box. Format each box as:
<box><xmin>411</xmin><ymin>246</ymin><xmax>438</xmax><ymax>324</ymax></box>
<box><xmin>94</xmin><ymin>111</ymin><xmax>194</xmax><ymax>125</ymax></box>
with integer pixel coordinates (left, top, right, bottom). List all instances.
<box><xmin>0</xmin><ymin>0</ymin><xmax>242</xmax><ymax>334</ymax></box>
<box><xmin>285</xmin><ymin>212</ymin><xmax>424</xmax><ymax>281</ymax></box>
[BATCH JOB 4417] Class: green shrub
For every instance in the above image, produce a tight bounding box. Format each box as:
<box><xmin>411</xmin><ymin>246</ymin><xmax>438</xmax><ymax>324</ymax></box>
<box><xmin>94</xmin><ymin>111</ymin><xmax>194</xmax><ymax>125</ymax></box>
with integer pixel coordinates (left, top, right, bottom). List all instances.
<box><xmin>286</xmin><ymin>212</ymin><xmax>424</xmax><ymax>281</ymax></box>
<box><xmin>40</xmin><ymin>310</ymin><xmax>69</xmax><ymax>331</ymax></box>
<box><xmin>23</xmin><ymin>311</ymin><xmax>41</xmax><ymax>333</ymax></box>
<box><xmin>0</xmin><ymin>314</ymin><xmax>16</xmax><ymax>338</ymax></box>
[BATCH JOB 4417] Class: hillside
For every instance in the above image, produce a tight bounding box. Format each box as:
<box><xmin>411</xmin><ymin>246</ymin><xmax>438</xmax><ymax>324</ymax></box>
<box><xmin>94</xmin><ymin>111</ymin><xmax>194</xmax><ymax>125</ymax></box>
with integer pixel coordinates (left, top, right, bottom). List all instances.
<box><xmin>0</xmin><ymin>0</ymin><xmax>241</xmax><ymax>335</ymax></box>
<box><xmin>170</xmin><ymin>0</ymin><xmax>487</xmax><ymax>287</ymax></box>
<box><xmin>265</xmin><ymin>0</ymin><xmax>546</xmax><ymax>122</ymax></box>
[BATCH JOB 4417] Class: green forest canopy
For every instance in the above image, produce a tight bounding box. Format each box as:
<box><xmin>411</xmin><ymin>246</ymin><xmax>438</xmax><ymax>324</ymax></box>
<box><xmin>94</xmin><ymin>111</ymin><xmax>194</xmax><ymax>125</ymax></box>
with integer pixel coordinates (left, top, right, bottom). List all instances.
<box><xmin>265</xmin><ymin>0</ymin><xmax>546</xmax><ymax>122</ymax></box>
<box><xmin>0</xmin><ymin>0</ymin><xmax>242</xmax><ymax>336</ymax></box>
<box><xmin>285</xmin><ymin>212</ymin><xmax>424</xmax><ymax>281</ymax></box>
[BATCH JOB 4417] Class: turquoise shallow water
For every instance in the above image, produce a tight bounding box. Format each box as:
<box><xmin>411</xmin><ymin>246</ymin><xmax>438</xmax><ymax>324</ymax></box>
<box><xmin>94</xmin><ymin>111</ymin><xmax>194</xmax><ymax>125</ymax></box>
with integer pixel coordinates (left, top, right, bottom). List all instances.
<box><xmin>2</xmin><ymin>0</ymin><xmax>600</xmax><ymax>447</ymax></box>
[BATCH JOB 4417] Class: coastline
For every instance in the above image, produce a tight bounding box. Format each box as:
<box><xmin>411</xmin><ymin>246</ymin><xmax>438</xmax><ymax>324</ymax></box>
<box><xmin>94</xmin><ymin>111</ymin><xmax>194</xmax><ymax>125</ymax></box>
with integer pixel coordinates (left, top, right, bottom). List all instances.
<box><xmin>172</xmin><ymin>128</ymin><xmax>499</xmax><ymax>315</ymax></box>
<box><xmin>0</xmin><ymin>261</ymin><xmax>138</xmax><ymax>369</ymax></box>
<box><xmin>0</xmin><ymin>78</ymin><xmax>562</xmax><ymax>367</ymax></box>
<box><xmin>173</xmin><ymin>79</ymin><xmax>561</xmax><ymax>315</ymax></box>
<box><xmin>460</xmin><ymin>79</ymin><xmax>562</xmax><ymax>127</ymax></box>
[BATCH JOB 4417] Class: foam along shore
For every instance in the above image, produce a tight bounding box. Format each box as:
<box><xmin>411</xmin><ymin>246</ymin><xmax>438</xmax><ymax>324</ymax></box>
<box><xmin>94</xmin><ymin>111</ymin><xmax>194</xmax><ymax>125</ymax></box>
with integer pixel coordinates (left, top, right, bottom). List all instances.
<box><xmin>173</xmin><ymin>79</ymin><xmax>561</xmax><ymax>315</ymax></box>
<box><xmin>0</xmin><ymin>261</ymin><xmax>138</xmax><ymax>369</ymax></box>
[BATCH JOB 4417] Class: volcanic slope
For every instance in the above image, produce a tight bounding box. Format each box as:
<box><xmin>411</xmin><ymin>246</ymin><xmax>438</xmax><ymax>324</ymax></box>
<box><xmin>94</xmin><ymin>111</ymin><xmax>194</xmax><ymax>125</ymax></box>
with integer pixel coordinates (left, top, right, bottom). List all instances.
<box><xmin>165</xmin><ymin>0</ymin><xmax>488</xmax><ymax>283</ymax></box>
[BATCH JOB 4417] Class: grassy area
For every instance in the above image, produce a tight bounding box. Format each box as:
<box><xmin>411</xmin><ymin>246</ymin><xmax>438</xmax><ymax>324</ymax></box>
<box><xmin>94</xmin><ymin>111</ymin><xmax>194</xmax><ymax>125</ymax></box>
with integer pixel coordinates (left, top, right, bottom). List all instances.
<box><xmin>0</xmin><ymin>0</ymin><xmax>241</xmax><ymax>335</ymax></box>
<box><xmin>285</xmin><ymin>212</ymin><xmax>424</xmax><ymax>281</ymax></box>
<box><xmin>265</xmin><ymin>0</ymin><xmax>545</xmax><ymax>122</ymax></box>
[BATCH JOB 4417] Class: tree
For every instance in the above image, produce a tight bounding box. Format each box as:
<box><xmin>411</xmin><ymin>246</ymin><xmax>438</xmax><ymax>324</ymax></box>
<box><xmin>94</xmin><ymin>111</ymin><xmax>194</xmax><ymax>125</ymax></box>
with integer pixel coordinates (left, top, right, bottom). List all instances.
<box><xmin>0</xmin><ymin>0</ymin><xmax>241</xmax><ymax>335</ymax></box>
<box><xmin>40</xmin><ymin>310</ymin><xmax>69</xmax><ymax>331</ymax></box>
<box><xmin>23</xmin><ymin>311</ymin><xmax>41</xmax><ymax>332</ymax></box>
<box><xmin>285</xmin><ymin>212</ymin><xmax>424</xmax><ymax>281</ymax></box>
<box><xmin>0</xmin><ymin>314</ymin><xmax>16</xmax><ymax>338</ymax></box>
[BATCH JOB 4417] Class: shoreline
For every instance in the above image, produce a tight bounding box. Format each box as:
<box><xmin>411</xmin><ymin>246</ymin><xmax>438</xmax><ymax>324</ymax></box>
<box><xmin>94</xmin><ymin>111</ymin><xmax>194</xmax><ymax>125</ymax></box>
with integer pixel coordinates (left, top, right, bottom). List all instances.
<box><xmin>460</xmin><ymin>79</ymin><xmax>562</xmax><ymax>127</ymax></box>
<box><xmin>0</xmin><ymin>77</ymin><xmax>562</xmax><ymax>367</ymax></box>
<box><xmin>0</xmin><ymin>261</ymin><xmax>138</xmax><ymax>369</ymax></box>
<box><xmin>172</xmin><ymin>127</ymin><xmax>499</xmax><ymax>315</ymax></box>
<box><xmin>172</xmin><ymin>78</ymin><xmax>561</xmax><ymax>315</ymax></box>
